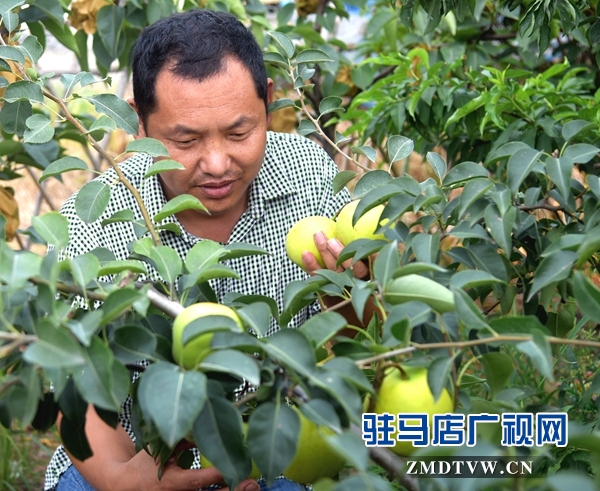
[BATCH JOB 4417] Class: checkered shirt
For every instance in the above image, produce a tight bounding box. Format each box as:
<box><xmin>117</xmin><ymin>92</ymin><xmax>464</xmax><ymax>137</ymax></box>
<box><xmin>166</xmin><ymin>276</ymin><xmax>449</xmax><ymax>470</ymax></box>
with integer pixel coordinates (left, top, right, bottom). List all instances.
<box><xmin>44</xmin><ymin>131</ymin><xmax>351</xmax><ymax>490</ymax></box>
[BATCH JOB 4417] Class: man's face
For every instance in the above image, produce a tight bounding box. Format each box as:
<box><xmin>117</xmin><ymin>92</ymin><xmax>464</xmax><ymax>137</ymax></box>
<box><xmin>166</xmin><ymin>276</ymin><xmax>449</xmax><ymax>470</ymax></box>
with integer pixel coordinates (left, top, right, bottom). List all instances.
<box><xmin>136</xmin><ymin>58</ymin><xmax>273</xmax><ymax>220</ymax></box>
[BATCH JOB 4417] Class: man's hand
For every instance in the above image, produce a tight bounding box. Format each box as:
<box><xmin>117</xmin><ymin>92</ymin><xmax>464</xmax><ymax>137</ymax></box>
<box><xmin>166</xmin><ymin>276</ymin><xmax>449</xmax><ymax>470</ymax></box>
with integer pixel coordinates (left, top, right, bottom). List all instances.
<box><xmin>301</xmin><ymin>231</ymin><xmax>370</xmax><ymax>279</ymax></box>
<box><xmin>128</xmin><ymin>451</ymin><xmax>259</xmax><ymax>491</ymax></box>
<box><xmin>62</xmin><ymin>405</ymin><xmax>260</xmax><ymax>491</ymax></box>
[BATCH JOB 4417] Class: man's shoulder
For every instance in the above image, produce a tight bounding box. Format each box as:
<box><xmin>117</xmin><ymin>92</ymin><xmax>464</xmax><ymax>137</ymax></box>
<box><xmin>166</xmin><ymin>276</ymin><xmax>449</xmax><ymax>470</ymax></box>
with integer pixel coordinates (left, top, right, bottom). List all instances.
<box><xmin>265</xmin><ymin>131</ymin><xmax>334</xmax><ymax>175</ymax></box>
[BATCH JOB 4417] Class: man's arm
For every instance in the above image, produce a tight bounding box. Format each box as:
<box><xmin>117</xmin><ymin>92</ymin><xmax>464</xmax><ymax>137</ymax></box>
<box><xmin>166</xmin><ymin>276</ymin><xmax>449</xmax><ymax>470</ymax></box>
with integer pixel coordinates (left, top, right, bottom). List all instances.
<box><xmin>60</xmin><ymin>404</ymin><xmax>259</xmax><ymax>491</ymax></box>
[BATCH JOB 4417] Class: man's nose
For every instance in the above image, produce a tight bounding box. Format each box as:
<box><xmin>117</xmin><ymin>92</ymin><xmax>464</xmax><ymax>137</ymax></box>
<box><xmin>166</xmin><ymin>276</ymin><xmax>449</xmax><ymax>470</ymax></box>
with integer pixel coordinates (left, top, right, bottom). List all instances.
<box><xmin>199</xmin><ymin>139</ymin><xmax>230</xmax><ymax>177</ymax></box>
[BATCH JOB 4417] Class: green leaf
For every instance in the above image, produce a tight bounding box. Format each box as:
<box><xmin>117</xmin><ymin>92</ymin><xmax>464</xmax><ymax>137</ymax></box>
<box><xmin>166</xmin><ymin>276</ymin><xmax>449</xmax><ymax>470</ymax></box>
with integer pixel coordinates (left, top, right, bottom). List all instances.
<box><xmin>562</xmin><ymin>120</ymin><xmax>596</xmax><ymax>142</ymax></box>
<box><xmin>299</xmin><ymin>311</ymin><xmax>347</xmax><ymax>348</ymax></box>
<box><xmin>576</xmin><ymin>226</ymin><xmax>600</xmax><ymax>268</ymax></box>
<box><xmin>562</xmin><ymin>143</ymin><xmax>599</xmax><ymax>164</ymax></box>
<box><xmin>0</xmin><ymin>100</ymin><xmax>31</xmax><ymax>135</ymax></box>
<box><xmin>31</xmin><ymin>212</ymin><xmax>69</xmax><ymax>250</ymax></box>
<box><xmin>199</xmin><ymin>350</ymin><xmax>260</xmax><ymax>386</ymax></box>
<box><xmin>109</xmin><ymin>325</ymin><xmax>157</xmax><ymax>364</ymax></box>
<box><xmin>527</xmin><ymin>251</ymin><xmax>577</xmax><ymax>301</ymax></box>
<box><xmin>445</xmin><ymin>94</ymin><xmax>486</xmax><ymax>127</ymax></box>
<box><xmin>296</xmin><ymin>48</ymin><xmax>334</xmax><ymax>64</ymax></box>
<box><xmin>143</xmin><ymin>160</ymin><xmax>184</xmax><ymax>178</ymax></box>
<box><xmin>101</xmin><ymin>209</ymin><xmax>134</xmax><ymax>226</ymax></box>
<box><xmin>72</xmin><ymin>338</ymin><xmax>129</xmax><ymax>412</ymax></box>
<box><xmin>101</xmin><ymin>289</ymin><xmax>142</xmax><ymax>324</ymax></box>
<box><xmin>373</xmin><ymin>241</ymin><xmax>399</xmax><ymax>287</ymax></box>
<box><xmin>458</xmin><ymin>178</ymin><xmax>494</xmax><ymax>218</ymax></box>
<box><xmin>387</xmin><ymin>135</ymin><xmax>414</xmax><ymax>163</ymax></box>
<box><xmin>546</xmin><ymin>157</ymin><xmax>573</xmax><ymax>201</ymax></box>
<box><xmin>24</xmin><ymin>114</ymin><xmax>54</xmax><ymax>144</ymax></box>
<box><xmin>350</xmin><ymin>145</ymin><xmax>376</xmax><ymax>163</ymax></box>
<box><xmin>193</xmin><ymin>387</ymin><xmax>252</xmax><ymax>488</ymax></box>
<box><xmin>573</xmin><ymin>271</ymin><xmax>600</xmax><ymax>324</ymax></box>
<box><xmin>325</xmin><ymin>431</ymin><xmax>366</xmax><ymax>472</ymax></box>
<box><xmin>33</xmin><ymin>0</ymin><xmax>64</xmax><ymax>25</ymax></box>
<box><xmin>516</xmin><ymin>330</ymin><xmax>553</xmax><ymax>381</ymax></box>
<box><xmin>507</xmin><ymin>147</ymin><xmax>542</xmax><ymax>195</ymax></box>
<box><xmin>87</xmin><ymin>114</ymin><xmax>116</xmax><ymax>134</ymax></box>
<box><xmin>319</xmin><ymin>96</ymin><xmax>343</xmax><ymax>116</ymax></box>
<box><xmin>154</xmin><ymin>194</ymin><xmax>208</xmax><ymax>222</ymax></box>
<box><xmin>392</xmin><ymin>263</ymin><xmax>446</xmax><ymax>278</ymax></box>
<box><xmin>267</xmin><ymin>98</ymin><xmax>295</xmax><ymax>112</ymax></box>
<box><xmin>262</xmin><ymin>51</ymin><xmax>288</xmax><ymax>69</ymax></box>
<box><xmin>70</xmin><ymin>253</ymin><xmax>100</xmax><ymax>288</ymax></box>
<box><xmin>96</xmin><ymin>5</ymin><xmax>124</xmax><ymax>59</ymax></box>
<box><xmin>139</xmin><ymin>362</ymin><xmax>207</xmax><ymax>448</ymax></box>
<box><xmin>481</xmin><ymin>352</ymin><xmax>513</xmax><ymax>398</ymax></box>
<box><xmin>0</xmin><ymin>245</ymin><xmax>42</xmax><ymax>291</ymax></box>
<box><xmin>126</xmin><ymin>137</ymin><xmax>170</xmax><ymax>158</ymax></box>
<box><xmin>74</xmin><ymin>180</ymin><xmax>111</xmax><ymax>223</ymax></box>
<box><xmin>267</xmin><ymin>31</ymin><xmax>295</xmax><ymax>58</ymax></box>
<box><xmin>87</xmin><ymin>94</ymin><xmax>139</xmax><ymax>135</ymax></box>
<box><xmin>353</xmin><ymin>170</ymin><xmax>392</xmax><ymax>199</ymax></box>
<box><xmin>40</xmin><ymin>156</ymin><xmax>88</xmax><ymax>183</ymax></box>
<box><xmin>20</xmin><ymin>36</ymin><xmax>43</xmax><ymax>63</ymax></box>
<box><xmin>484</xmin><ymin>204</ymin><xmax>515</xmax><ymax>254</ymax></box>
<box><xmin>450</xmin><ymin>270</ymin><xmax>504</xmax><ymax>290</ymax></box>
<box><xmin>411</xmin><ymin>233</ymin><xmax>438</xmax><ymax>264</ymax></box>
<box><xmin>0</xmin><ymin>45</ymin><xmax>25</xmax><ymax>65</ymax></box>
<box><xmin>442</xmin><ymin>161</ymin><xmax>488</xmax><ymax>187</ymax></box>
<box><xmin>98</xmin><ymin>260</ymin><xmax>147</xmax><ymax>277</ymax></box>
<box><xmin>263</xmin><ymin>329</ymin><xmax>316</xmax><ymax>377</ymax></box>
<box><xmin>333</xmin><ymin>170</ymin><xmax>357</xmax><ymax>194</ymax></box>
<box><xmin>3</xmin><ymin>80</ymin><xmax>43</xmax><ymax>103</ymax></box>
<box><xmin>149</xmin><ymin>246</ymin><xmax>182</xmax><ymax>287</ymax></box>
<box><xmin>485</xmin><ymin>141</ymin><xmax>530</xmax><ymax>164</ymax></box>
<box><xmin>247</xmin><ymin>400</ymin><xmax>299</xmax><ymax>482</ymax></box>
<box><xmin>452</xmin><ymin>287</ymin><xmax>489</xmax><ymax>330</ymax></box>
<box><xmin>24</xmin><ymin>322</ymin><xmax>86</xmax><ymax>368</ymax></box>
<box><xmin>235</xmin><ymin>301</ymin><xmax>271</xmax><ymax>338</ymax></box>
<box><xmin>426</xmin><ymin>151</ymin><xmax>446</xmax><ymax>180</ymax></box>
<box><xmin>428</xmin><ymin>356</ymin><xmax>455</xmax><ymax>402</ymax></box>
<box><xmin>297</xmin><ymin>119</ymin><xmax>316</xmax><ymax>136</ymax></box>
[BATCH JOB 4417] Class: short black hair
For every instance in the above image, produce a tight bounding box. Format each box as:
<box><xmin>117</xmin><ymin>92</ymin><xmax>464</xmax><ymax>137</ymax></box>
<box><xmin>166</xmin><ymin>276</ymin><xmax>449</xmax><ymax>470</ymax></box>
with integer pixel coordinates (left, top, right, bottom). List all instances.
<box><xmin>131</xmin><ymin>9</ymin><xmax>268</xmax><ymax>125</ymax></box>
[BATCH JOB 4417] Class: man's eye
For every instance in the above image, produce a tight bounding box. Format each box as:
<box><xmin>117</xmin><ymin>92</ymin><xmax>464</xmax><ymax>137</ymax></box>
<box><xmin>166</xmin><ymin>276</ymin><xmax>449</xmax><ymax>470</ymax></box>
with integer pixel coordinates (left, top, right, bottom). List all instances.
<box><xmin>231</xmin><ymin>132</ymin><xmax>247</xmax><ymax>138</ymax></box>
<box><xmin>176</xmin><ymin>139</ymin><xmax>194</xmax><ymax>145</ymax></box>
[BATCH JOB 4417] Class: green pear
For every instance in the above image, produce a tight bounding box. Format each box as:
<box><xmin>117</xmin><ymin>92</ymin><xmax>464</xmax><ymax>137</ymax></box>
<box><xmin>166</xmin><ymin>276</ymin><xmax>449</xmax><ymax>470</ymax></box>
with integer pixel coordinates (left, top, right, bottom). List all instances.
<box><xmin>335</xmin><ymin>200</ymin><xmax>387</xmax><ymax>245</ymax></box>
<box><xmin>172</xmin><ymin>302</ymin><xmax>244</xmax><ymax>369</ymax></box>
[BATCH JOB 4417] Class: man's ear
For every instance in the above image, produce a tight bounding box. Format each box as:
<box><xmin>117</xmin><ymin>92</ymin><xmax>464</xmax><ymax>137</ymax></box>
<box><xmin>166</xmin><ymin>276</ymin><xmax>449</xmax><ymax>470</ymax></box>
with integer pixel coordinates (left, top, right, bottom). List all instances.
<box><xmin>266</xmin><ymin>78</ymin><xmax>274</xmax><ymax>127</ymax></box>
<box><xmin>128</xmin><ymin>98</ymin><xmax>146</xmax><ymax>139</ymax></box>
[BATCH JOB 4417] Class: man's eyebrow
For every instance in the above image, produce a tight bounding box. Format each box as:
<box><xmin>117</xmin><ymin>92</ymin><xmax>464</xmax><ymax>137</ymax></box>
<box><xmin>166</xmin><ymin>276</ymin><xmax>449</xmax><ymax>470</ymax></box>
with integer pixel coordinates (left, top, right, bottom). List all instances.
<box><xmin>169</xmin><ymin>116</ymin><xmax>255</xmax><ymax>135</ymax></box>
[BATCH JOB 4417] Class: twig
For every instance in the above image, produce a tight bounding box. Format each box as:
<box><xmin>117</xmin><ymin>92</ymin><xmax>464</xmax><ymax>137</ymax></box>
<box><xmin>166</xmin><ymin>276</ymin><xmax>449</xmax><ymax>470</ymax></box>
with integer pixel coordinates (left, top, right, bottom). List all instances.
<box><xmin>42</xmin><ymin>90</ymin><xmax>162</xmax><ymax>246</ymax></box>
<box><xmin>24</xmin><ymin>166</ymin><xmax>57</xmax><ymax>210</ymax></box>
<box><xmin>355</xmin><ymin>334</ymin><xmax>600</xmax><ymax>367</ymax></box>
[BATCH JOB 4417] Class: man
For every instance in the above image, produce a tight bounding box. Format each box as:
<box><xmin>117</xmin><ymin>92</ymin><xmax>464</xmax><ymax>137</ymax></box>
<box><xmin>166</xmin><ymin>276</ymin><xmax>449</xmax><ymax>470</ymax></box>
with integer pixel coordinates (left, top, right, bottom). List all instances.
<box><xmin>45</xmin><ymin>8</ymin><xmax>370</xmax><ymax>491</ymax></box>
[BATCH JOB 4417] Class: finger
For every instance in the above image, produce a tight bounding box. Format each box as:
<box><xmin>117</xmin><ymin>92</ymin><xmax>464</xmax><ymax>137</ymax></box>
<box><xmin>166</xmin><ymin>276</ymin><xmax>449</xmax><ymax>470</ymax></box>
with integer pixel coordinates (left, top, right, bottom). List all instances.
<box><xmin>160</xmin><ymin>465</ymin><xmax>227</xmax><ymax>490</ymax></box>
<box><xmin>301</xmin><ymin>251</ymin><xmax>323</xmax><ymax>275</ymax></box>
<box><xmin>326</xmin><ymin>238</ymin><xmax>369</xmax><ymax>279</ymax></box>
<box><xmin>314</xmin><ymin>233</ymin><xmax>343</xmax><ymax>271</ymax></box>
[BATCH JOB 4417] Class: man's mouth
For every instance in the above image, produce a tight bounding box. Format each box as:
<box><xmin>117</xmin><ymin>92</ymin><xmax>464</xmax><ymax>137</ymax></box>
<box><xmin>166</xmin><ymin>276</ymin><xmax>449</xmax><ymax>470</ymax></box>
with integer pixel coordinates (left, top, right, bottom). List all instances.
<box><xmin>197</xmin><ymin>181</ymin><xmax>235</xmax><ymax>199</ymax></box>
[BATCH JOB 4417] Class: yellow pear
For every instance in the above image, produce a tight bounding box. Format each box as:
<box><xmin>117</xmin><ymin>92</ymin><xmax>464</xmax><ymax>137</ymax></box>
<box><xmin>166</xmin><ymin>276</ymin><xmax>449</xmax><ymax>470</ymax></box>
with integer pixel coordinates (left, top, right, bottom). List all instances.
<box><xmin>282</xmin><ymin>408</ymin><xmax>346</xmax><ymax>484</ymax></box>
<box><xmin>335</xmin><ymin>200</ymin><xmax>387</xmax><ymax>245</ymax></box>
<box><xmin>171</xmin><ymin>302</ymin><xmax>244</xmax><ymax>370</ymax></box>
<box><xmin>285</xmin><ymin>216</ymin><xmax>337</xmax><ymax>270</ymax></box>
<box><xmin>366</xmin><ymin>366</ymin><xmax>453</xmax><ymax>456</ymax></box>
